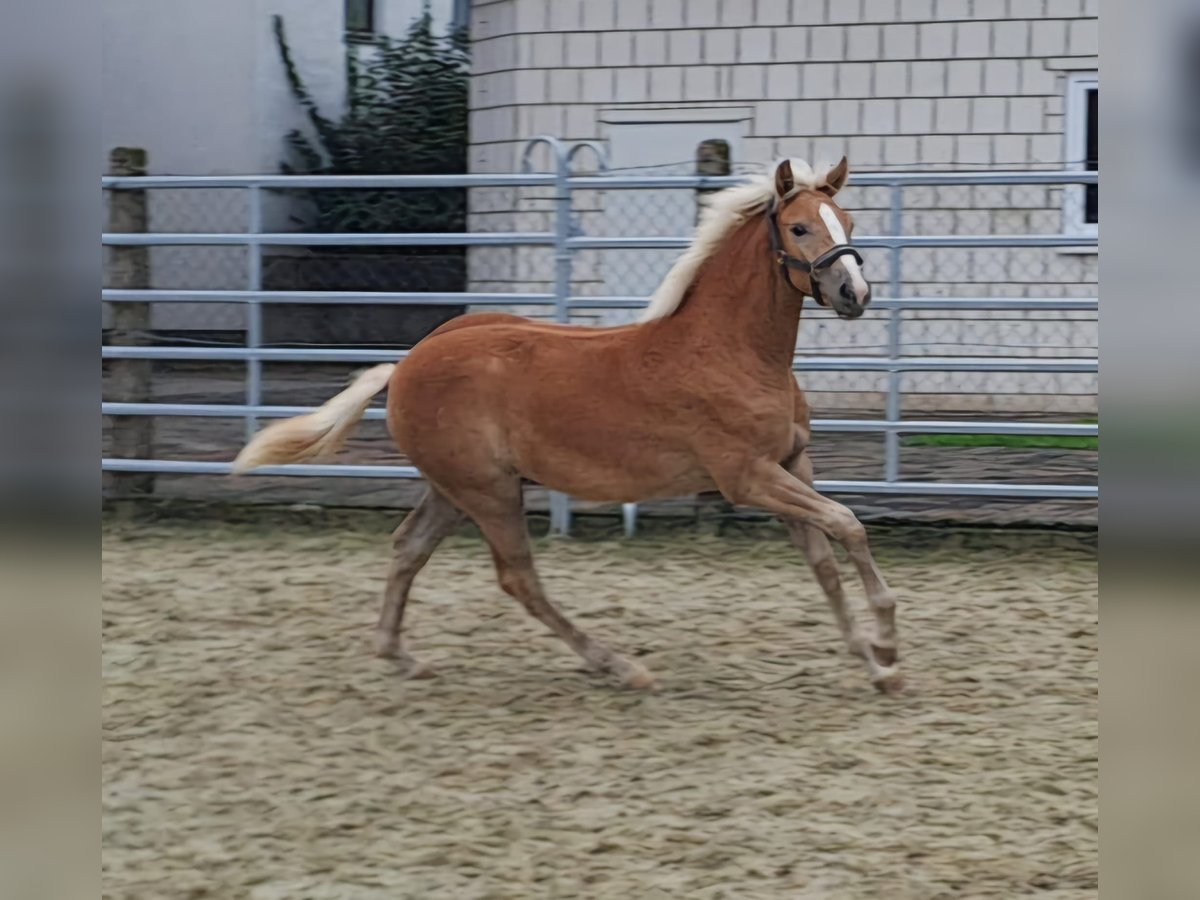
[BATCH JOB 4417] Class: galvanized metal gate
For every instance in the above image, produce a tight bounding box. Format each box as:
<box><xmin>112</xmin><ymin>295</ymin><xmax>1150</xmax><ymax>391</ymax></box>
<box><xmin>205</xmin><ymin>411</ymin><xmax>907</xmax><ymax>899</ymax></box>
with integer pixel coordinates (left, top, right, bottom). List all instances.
<box><xmin>102</xmin><ymin>136</ymin><xmax>1098</xmax><ymax>534</ymax></box>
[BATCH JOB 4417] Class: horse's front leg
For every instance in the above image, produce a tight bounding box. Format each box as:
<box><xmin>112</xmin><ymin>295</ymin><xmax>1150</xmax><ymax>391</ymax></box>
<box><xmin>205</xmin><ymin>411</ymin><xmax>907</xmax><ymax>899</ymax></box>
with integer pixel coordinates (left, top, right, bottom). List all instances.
<box><xmin>713</xmin><ymin>457</ymin><xmax>903</xmax><ymax>693</ymax></box>
<box><xmin>781</xmin><ymin>444</ymin><xmax>871</xmax><ymax>661</ymax></box>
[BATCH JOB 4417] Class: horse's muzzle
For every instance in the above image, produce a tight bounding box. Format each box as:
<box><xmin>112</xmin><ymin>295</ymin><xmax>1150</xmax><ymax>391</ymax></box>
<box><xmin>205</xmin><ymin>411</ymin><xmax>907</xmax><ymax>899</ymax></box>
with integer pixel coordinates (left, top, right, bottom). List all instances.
<box><xmin>832</xmin><ymin>282</ymin><xmax>870</xmax><ymax>318</ymax></box>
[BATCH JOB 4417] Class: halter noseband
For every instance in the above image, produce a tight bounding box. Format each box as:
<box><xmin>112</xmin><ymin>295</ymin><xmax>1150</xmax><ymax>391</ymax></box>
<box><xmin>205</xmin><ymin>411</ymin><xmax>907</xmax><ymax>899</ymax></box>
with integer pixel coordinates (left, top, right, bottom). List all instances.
<box><xmin>767</xmin><ymin>204</ymin><xmax>864</xmax><ymax>307</ymax></box>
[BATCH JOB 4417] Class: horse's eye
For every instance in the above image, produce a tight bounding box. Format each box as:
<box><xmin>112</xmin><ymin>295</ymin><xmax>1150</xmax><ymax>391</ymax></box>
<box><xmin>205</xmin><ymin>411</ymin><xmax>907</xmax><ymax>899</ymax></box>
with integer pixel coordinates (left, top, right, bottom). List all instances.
<box><xmin>790</xmin><ymin>225</ymin><xmax>807</xmax><ymax>237</ymax></box>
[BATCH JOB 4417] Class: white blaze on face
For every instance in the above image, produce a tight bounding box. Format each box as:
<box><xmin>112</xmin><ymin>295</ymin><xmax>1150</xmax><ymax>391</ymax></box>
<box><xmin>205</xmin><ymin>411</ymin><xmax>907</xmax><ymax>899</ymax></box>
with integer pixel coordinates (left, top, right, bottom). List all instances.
<box><xmin>819</xmin><ymin>202</ymin><xmax>870</xmax><ymax>303</ymax></box>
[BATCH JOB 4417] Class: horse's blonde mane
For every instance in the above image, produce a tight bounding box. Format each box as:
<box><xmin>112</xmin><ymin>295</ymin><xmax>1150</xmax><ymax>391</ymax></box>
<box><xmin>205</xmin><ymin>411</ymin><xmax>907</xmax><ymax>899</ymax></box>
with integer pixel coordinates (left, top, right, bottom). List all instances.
<box><xmin>640</xmin><ymin>158</ymin><xmax>838</xmax><ymax>322</ymax></box>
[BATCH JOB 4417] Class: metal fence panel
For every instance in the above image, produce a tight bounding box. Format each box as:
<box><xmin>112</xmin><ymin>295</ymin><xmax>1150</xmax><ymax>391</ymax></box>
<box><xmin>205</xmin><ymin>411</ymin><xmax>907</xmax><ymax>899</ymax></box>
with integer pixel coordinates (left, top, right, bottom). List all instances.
<box><xmin>102</xmin><ymin>141</ymin><xmax>1098</xmax><ymax>532</ymax></box>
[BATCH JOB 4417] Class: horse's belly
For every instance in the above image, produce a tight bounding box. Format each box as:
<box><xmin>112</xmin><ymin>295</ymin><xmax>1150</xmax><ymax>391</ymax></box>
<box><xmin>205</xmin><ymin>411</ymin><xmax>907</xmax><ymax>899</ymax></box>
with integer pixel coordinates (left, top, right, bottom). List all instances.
<box><xmin>516</xmin><ymin>438</ymin><xmax>714</xmax><ymax>503</ymax></box>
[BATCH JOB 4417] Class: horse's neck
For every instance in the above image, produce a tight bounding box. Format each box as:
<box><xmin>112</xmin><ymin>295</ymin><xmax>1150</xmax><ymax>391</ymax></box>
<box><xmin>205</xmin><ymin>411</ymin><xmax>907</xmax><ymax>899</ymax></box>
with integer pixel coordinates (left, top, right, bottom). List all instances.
<box><xmin>662</xmin><ymin>215</ymin><xmax>803</xmax><ymax>371</ymax></box>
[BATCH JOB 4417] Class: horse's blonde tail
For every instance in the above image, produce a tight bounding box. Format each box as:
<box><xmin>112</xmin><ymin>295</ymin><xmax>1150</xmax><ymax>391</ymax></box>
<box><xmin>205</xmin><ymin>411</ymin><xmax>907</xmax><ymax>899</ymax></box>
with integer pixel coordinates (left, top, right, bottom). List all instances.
<box><xmin>232</xmin><ymin>363</ymin><xmax>396</xmax><ymax>473</ymax></box>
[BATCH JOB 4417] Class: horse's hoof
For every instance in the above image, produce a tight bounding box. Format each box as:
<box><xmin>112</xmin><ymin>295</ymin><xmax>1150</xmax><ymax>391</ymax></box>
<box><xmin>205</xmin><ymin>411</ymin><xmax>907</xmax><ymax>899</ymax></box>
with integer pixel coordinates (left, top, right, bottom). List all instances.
<box><xmin>872</xmin><ymin>668</ymin><xmax>906</xmax><ymax>695</ymax></box>
<box><xmin>374</xmin><ymin>634</ymin><xmax>400</xmax><ymax>659</ymax></box>
<box><xmin>621</xmin><ymin>663</ymin><xmax>658</xmax><ymax>691</ymax></box>
<box><xmin>377</xmin><ymin>641</ymin><xmax>436</xmax><ymax>680</ymax></box>
<box><xmin>870</xmin><ymin>643</ymin><xmax>899</xmax><ymax>667</ymax></box>
<box><xmin>403</xmin><ymin>661</ymin><xmax>438</xmax><ymax>680</ymax></box>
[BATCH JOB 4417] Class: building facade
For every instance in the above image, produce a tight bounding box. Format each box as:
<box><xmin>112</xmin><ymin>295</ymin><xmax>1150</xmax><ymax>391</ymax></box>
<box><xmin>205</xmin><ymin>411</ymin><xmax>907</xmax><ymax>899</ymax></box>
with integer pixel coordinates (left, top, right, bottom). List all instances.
<box><xmin>465</xmin><ymin>0</ymin><xmax>1098</xmax><ymax>411</ymax></box>
<box><xmin>469</xmin><ymin>1</ymin><xmax>1096</xmax><ymax>177</ymax></box>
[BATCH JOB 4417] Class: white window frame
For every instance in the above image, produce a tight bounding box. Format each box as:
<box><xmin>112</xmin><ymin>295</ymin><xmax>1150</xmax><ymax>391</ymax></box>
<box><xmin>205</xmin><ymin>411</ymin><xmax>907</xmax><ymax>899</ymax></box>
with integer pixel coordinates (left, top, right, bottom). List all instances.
<box><xmin>1063</xmin><ymin>71</ymin><xmax>1098</xmax><ymax>238</ymax></box>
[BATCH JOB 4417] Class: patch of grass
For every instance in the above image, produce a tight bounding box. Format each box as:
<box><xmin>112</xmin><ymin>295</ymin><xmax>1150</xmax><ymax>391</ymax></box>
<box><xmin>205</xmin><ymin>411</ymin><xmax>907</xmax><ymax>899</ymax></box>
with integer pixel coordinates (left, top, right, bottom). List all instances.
<box><xmin>904</xmin><ymin>432</ymin><xmax>1097</xmax><ymax>451</ymax></box>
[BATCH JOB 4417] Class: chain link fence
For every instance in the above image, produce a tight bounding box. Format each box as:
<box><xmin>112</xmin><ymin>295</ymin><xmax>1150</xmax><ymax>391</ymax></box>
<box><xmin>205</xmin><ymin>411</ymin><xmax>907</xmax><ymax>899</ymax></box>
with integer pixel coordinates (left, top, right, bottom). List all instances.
<box><xmin>103</xmin><ymin>184</ymin><xmax>485</xmax><ymax>341</ymax></box>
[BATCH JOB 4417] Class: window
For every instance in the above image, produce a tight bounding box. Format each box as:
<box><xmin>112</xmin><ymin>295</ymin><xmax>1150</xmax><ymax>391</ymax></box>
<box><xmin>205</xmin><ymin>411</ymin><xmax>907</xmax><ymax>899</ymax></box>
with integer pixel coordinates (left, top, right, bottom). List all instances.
<box><xmin>344</xmin><ymin>0</ymin><xmax>375</xmax><ymax>41</ymax></box>
<box><xmin>451</xmin><ymin>0</ymin><xmax>471</xmax><ymax>34</ymax></box>
<box><xmin>1064</xmin><ymin>72</ymin><xmax>1098</xmax><ymax>235</ymax></box>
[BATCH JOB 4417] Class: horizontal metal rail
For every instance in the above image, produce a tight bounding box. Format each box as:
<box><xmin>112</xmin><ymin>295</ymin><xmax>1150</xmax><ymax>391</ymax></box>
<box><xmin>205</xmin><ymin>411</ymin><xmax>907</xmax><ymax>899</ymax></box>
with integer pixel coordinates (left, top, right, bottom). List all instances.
<box><xmin>102</xmin><ymin>173</ymin><xmax>558</xmax><ymax>189</ymax></box>
<box><xmin>100</xmin><ymin>170</ymin><xmax>1097</xmax><ymax>191</ymax></box>
<box><xmin>840</xmin><ymin>170</ymin><xmax>1099</xmax><ymax>187</ymax></box>
<box><xmin>791</xmin><ymin>356</ymin><xmax>1096</xmax><ymax>373</ymax></box>
<box><xmin>101</xmin><ymin>346</ymin><xmax>1097</xmax><ymax>372</ymax></box>
<box><xmin>102</xmin><ymin>459</ymin><xmax>421</xmax><ymax>478</ymax></box>
<box><xmin>567</xmin><ymin>171</ymin><xmax>1099</xmax><ymax>189</ymax></box>
<box><xmin>812</xmin><ymin>480</ymin><xmax>1096</xmax><ymax>498</ymax></box>
<box><xmin>100</xmin><ymin>289</ymin><xmax>1096</xmax><ymax>313</ymax></box>
<box><xmin>568</xmin><ymin>233</ymin><xmax>1097</xmax><ymax>251</ymax></box>
<box><xmin>105</xmin><ymin>403</ymin><xmax>392</xmax><ymax>420</ymax></box>
<box><xmin>102</xmin><ymin>232</ymin><xmax>1097</xmax><ymax>250</ymax></box>
<box><xmin>815</xmin><ymin>419</ymin><xmax>1096</xmax><ymax>436</ymax></box>
<box><xmin>101</xmin><ymin>289</ymin><xmax>558</xmax><ymax>306</ymax></box>
<box><xmin>566</xmin><ymin>296</ymin><xmax>1099</xmax><ymax>312</ymax></box>
<box><xmin>100</xmin><ymin>458</ymin><xmax>1096</xmax><ymax>499</ymax></box>
<box><xmin>101</xmin><ymin>403</ymin><xmax>1097</xmax><ymax>437</ymax></box>
<box><xmin>102</xmin><ymin>231</ymin><xmax>555</xmax><ymax>247</ymax></box>
<box><xmin>103</xmin><ymin>346</ymin><xmax>409</xmax><ymax>362</ymax></box>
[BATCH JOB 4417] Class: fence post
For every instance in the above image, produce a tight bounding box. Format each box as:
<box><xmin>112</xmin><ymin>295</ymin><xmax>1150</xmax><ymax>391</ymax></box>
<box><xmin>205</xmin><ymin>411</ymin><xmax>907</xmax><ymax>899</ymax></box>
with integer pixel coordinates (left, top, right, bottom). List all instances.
<box><xmin>245</xmin><ymin>186</ymin><xmax>263</xmax><ymax>441</ymax></box>
<box><xmin>694</xmin><ymin>140</ymin><xmax>735</xmax><ymax>537</ymax></box>
<box><xmin>548</xmin><ymin>141</ymin><xmax>573</xmax><ymax>536</ymax></box>
<box><xmin>884</xmin><ymin>181</ymin><xmax>904</xmax><ymax>483</ymax></box>
<box><xmin>520</xmin><ymin>135</ymin><xmax>575</xmax><ymax>535</ymax></box>
<box><xmin>105</xmin><ymin>147</ymin><xmax>154</xmax><ymax>497</ymax></box>
<box><xmin>694</xmin><ymin>139</ymin><xmax>730</xmax><ymax>220</ymax></box>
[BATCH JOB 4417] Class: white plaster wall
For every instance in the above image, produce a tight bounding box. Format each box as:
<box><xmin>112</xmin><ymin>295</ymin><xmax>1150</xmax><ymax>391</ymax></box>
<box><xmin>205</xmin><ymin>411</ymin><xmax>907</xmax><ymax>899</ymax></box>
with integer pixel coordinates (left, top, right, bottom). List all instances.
<box><xmin>103</xmin><ymin>0</ymin><xmax>261</xmax><ymax>175</ymax></box>
<box><xmin>103</xmin><ymin>0</ymin><xmax>458</xmax><ymax>327</ymax></box>
<box><xmin>103</xmin><ymin>0</ymin><xmax>458</xmax><ymax>175</ymax></box>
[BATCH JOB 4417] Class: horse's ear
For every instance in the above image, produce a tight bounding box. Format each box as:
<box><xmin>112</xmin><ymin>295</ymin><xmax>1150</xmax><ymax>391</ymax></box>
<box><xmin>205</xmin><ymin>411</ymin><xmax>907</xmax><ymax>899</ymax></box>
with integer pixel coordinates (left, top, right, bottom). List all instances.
<box><xmin>819</xmin><ymin>156</ymin><xmax>850</xmax><ymax>197</ymax></box>
<box><xmin>774</xmin><ymin>159</ymin><xmax>795</xmax><ymax>198</ymax></box>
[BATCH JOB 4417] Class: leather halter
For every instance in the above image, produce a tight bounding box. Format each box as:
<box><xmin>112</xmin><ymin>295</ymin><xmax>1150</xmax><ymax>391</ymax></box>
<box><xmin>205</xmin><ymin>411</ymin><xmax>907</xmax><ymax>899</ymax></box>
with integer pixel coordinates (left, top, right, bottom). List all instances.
<box><xmin>767</xmin><ymin>205</ymin><xmax>864</xmax><ymax>307</ymax></box>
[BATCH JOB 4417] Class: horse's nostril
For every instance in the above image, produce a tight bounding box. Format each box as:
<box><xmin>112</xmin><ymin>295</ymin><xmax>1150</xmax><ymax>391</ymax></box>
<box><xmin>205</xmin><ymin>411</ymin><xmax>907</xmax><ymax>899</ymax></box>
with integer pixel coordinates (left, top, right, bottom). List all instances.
<box><xmin>839</xmin><ymin>282</ymin><xmax>856</xmax><ymax>302</ymax></box>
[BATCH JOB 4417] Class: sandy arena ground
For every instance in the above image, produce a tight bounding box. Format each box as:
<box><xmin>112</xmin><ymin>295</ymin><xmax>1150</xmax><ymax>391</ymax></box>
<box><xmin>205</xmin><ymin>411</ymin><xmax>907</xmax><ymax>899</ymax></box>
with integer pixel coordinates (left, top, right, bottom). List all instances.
<box><xmin>103</xmin><ymin>510</ymin><xmax>1097</xmax><ymax>899</ymax></box>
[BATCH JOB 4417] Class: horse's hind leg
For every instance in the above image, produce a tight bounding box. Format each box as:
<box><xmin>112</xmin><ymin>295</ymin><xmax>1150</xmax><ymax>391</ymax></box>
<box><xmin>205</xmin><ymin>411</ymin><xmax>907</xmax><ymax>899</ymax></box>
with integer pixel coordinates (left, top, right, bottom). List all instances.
<box><xmin>782</xmin><ymin>449</ymin><xmax>869</xmax><ymax>659</ymax></box>
<box><xmin>452</xmin><ymin>480</ymin><xmax>655</xmax><ymax>690</ymax></box>
<box><xmin>375</xmin><ymin>488</ymin><xmax>463</xmax><ymax>674</ymax></box>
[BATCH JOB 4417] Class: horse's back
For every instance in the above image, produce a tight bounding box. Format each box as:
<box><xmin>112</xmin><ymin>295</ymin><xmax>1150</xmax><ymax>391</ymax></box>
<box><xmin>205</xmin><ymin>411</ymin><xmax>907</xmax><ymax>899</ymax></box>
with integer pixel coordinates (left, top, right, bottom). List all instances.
<box><xmin>393</xmin><ymin>314</ymin><xmax>638</xmax><ymax>421</ymax></box>
<box><xmin>425</xmin><ymin>311</ymin><xmax>641</xmax><ymax>344</ymax></box>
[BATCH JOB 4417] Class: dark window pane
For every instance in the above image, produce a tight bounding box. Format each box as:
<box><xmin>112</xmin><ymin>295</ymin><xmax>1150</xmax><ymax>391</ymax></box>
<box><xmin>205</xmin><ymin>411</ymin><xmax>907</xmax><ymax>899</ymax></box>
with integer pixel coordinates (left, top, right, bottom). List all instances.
<box><xmin>451</xmin><ymin>0</ymin><xmax>471</xmax><ymax>33</ymax></box>
<box><xmin>1182</xmin><ymin>22</ymin><xmax>1200</xmax><ymax>171</ymax></box>
<box><xmin>345</xmin><ymin>0</ymin><xmax>374</xmax><ymax>34</ymax></box>
<box><xmin>1086</xmin><ymin>87</ymin><xmax>1098</xmax><ymax>223</ymax></box>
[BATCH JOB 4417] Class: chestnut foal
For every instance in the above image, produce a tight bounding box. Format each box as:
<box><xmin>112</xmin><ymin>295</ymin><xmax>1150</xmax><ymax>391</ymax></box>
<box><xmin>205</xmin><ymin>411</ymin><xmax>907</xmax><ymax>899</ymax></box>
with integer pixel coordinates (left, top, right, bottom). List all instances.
<box><xmin>234</xmin><ymin>157</ymin><xmax>902</xmax><ymax>694</ymax></box>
